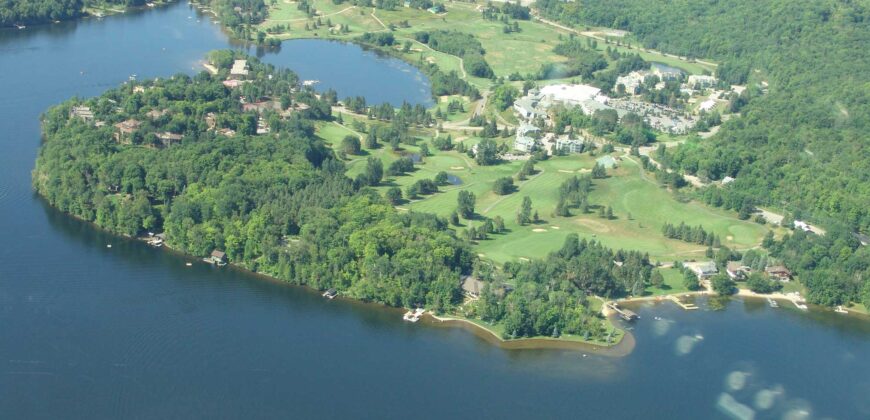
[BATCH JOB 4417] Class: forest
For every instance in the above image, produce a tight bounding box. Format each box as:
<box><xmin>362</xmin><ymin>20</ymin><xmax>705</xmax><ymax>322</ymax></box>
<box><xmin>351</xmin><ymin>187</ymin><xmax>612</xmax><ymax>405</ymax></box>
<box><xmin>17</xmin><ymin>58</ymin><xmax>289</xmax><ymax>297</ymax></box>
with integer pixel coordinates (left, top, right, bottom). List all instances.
<box><xmin>33</xmin><ymin>51</ymin><xmax>642</xmax><ymax>340</ymax></box>
<box><xmin>535</xmin><ymin>0</ymin><xmax>870</xmax><ymax>310</ymax></box>
<box><xmin>0</xmin><ymin>0</ymin><xmax>170</xmax><ymax>26</ymax></box>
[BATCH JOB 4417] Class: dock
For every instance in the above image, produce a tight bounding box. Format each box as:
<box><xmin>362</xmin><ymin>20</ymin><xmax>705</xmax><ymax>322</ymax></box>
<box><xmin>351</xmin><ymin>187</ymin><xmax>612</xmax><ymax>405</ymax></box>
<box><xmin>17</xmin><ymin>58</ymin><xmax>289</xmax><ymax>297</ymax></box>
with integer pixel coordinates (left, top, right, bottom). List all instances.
<box><xmin>403</xmin><ymin>308</ymin><xmax>425</xmax><ymax>322</ymax></box>
<box><xmin>322</xmin><ymin>288</ymin><xmax>337</xmax><ymax>299</ymax></box>
<box><xmin>668</xmin><ymin>295</ymin><xmax>699</xmax><ymax>310</ymax></box>
<box><xmin>606</xmin><ymin>303</ymin><xmax>639</xmax><ymax>321</ymax></box>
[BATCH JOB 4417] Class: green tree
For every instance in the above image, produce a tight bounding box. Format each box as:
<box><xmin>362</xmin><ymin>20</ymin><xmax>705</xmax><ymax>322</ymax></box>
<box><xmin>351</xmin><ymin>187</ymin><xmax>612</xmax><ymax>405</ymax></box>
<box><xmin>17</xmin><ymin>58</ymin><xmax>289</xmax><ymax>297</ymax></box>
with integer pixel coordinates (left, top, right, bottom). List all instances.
<box><xmin>711</xmin><ymin>274</ymin><xmax>736</xmax><ymax>295</ymax></box>
<box><xmin>517</xmin><ymin>196</ymin><xmax>532</xmax><ymax>225</ymax></box>
<box><xmin>457</xmin><ymin>190</ymin><xmax>476</xmax><ymax>218</ymax></box>
<box><xmin>365</xmin><ymin>156</ymin><xmax>383</xmax><ymax>186</ymax></box>
<box><xmin>340</xmin><ymin>135</ymin><xmax>362</xmax><ymax>155</ymax></box>
<box><xmin>385</xmin><ymin>187</ymin><xmax>403</xmax><ymax>205</ymax></box>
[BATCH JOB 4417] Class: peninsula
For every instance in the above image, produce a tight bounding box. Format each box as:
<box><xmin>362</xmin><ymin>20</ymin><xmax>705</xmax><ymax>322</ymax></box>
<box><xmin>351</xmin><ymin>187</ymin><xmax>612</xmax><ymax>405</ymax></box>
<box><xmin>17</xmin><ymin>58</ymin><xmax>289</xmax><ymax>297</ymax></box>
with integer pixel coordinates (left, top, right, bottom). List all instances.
<box><xmin>32</xmin><ymin>0</ymin><xmax>870</xmax><ymax>349</ymax></box>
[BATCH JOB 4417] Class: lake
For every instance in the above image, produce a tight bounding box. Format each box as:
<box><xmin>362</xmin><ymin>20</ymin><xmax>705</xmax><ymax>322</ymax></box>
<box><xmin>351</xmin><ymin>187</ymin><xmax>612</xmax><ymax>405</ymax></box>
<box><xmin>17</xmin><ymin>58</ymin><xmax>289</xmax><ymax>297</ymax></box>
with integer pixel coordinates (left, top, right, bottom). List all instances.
<box><xmin>1</xmin><ymin>2</ymin><xmax>869</xmax><ymax>419</ymax></box>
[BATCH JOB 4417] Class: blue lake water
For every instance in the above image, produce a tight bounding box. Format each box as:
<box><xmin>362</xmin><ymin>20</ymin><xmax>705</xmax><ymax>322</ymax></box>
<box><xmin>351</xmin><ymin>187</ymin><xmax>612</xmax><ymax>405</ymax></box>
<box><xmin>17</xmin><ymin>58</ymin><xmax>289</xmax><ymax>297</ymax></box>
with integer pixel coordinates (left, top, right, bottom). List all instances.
<box><xmin>1</xmin><ymin>2</ymin><xmax>869</xmax><ymax>419</ymax></box>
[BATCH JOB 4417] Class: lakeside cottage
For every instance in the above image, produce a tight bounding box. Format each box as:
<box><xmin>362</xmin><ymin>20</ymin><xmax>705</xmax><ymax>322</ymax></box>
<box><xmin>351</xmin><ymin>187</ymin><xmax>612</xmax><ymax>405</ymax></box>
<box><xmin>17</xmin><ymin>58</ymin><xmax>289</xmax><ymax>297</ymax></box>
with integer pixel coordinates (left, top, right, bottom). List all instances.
<box><xmin>687</xmin><ymin>261</ymin><xmax>718</xmax><ymax>279</ymax></box>
<box><xmin>765</xmin><ymin>265</ymin><xmax>792</xmax><ymax>282</ymax></box>
<box><xmin>726</xmin><ymin>261</ymin><xmax>750</xmax><ymax>280</ymax></box>
<box><xmin>461</xmin><ymin>276</ymin><xmax>485</xmax><ymax>298</ymax></box>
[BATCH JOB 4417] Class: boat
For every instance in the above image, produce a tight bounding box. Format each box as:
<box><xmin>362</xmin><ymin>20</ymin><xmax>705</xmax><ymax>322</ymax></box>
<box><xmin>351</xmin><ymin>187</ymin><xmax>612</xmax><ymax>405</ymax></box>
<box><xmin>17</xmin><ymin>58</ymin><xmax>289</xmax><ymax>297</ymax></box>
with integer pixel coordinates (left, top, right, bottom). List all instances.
<box><xmin>767</xmin><ymin>297</ymin><xmax>779</xmax><ymax>308</ymax></box>
<box><xmin>403</xmin><ymin>308</ymin><xmax>425</xmax><ymax>322</ymax></box>
<box><xmin>835</xmin><ymin>306</ymin><xmax>848</xmax><ymax>314</ymax></box>
<box><xmin>15</xmin><ymin>24</ymin><xmax>26</xmax><ymax>30</ymax></box>
<box><xmin>322</xmin><ymin>288</ymin><xmax>337</xmax><ymax>299</ymax></box>
<box><xmin>795</xmin><ymin>302</ymin><xmax>808</xmax><ymax>310</ymax></box>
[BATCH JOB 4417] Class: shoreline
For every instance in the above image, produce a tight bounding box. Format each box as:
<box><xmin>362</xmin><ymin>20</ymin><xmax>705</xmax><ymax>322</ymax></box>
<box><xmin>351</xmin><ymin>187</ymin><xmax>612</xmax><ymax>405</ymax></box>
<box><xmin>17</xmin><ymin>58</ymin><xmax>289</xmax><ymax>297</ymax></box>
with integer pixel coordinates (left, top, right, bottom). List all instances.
<box><xmin>426</xmin><ymin>313</ymin><xmax>635</xmax><ymax>356</ymax></box>
<box><xmin>613</xmin><ymin>288</ymin><xmax>869</xmax><ymax>318</ymax></box>
<box><xmin>42</xmin><ymin>198</ymin><xmax>628</xmax><ymax>352</ymax></box>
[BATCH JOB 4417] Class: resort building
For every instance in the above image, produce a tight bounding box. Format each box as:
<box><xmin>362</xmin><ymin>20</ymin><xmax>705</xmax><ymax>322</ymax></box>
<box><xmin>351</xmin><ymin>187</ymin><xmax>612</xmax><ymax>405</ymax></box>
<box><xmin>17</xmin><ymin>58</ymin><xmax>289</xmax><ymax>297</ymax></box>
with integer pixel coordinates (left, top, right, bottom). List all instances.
<box><xmin>514</xmin><ymin>123</ymin><xmax>541</xmax><ymax>153</ymax></box>
<box><xmin>555</xmin><ymin>137</ymin><xmax>585</xmax><ymax>154</ymax></box>
<box><xmin>688</xmin><ymin>75</ymin><xmax>717</xmax><ymax>90</ymax></box>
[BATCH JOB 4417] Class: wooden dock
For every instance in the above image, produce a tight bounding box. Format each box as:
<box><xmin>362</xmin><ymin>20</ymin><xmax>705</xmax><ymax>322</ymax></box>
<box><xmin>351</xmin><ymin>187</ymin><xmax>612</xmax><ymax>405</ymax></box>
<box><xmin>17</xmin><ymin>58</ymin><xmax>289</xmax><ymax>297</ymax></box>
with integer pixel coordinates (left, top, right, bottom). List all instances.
<box><xmin>668</xmin><ymin>295</ymin><xmax>699</xmax><ymax>310</ymax></box>
<box><xmin>606</xmin><ymin>303</ymin><xmax>639</xmax><ymax>321</ymax></box>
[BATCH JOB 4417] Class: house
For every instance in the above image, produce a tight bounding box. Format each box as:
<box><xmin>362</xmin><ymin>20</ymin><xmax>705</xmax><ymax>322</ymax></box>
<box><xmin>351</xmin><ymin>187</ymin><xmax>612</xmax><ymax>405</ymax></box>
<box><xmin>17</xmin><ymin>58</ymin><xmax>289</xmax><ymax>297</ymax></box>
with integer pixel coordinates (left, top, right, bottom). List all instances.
<box><xmin>721</xmin><ymin>176</ymin><xmax>735</xmax><ymax>185</ymax></box>
<box><xmin>765</xmin><ymin>265</ymin><xmax>792</xmax><ymax>282</ymax></box>
<box><xmin>113</xmin><ymin>119</ymin><xmax>141</xmax><ymax>144</ymax></box>
<box><xmin>461</xmin><ymin>276</ymin><xmax>485</xmax><ymax>298</ymax></box>
<box><xmin>242</xmin><ymin>100</ymin><xmax>282</xmax><ymax>114</ymax></box>
<box><xmin>222</xmin><ymin>79</ymin><xmax>245</xmax><ymax>88</ymax></box>
<box><xmin>793</xmin><ymin>220</ymin><xmax>812</xmax><ymax>232</ymax></box>
<box><xmin>256</xmin><ymin>117</ymin><xmax>270</xmax><ymax>134</ymax></box>
<box><xmin>146</xmin><ymin>109</ymin><xmax>168</xmax><ymax>120</ymax></box>
<box><xmin>133</xmin><ymin>86</ymin><xmax>146</xmax><ymax>94</ymax></box>
<box><xmin>230</xmin><ymin>59</ymin><xmax>249</xmax><ymax>77</ymax></box>
<box><xmin>206</xmin><ymin>250</ymin><xmax>228</xmax><ymax>266</ymax></box>
<box><xmin>726</xmin><ymin>261</ymin><xmax>750</xmax><ymax>280</ymax></box>
<box><xmin>156</xmin><ymin>132</ymin><xmax>183</xmax><ymax>147</ymax></box>
<box><xmin>205</xmin><ymin>112</ymin><xmax>217</xmax><ymax>130</ymax></box>
<box><xmin>70</xmin><ymin>106</ymin><xmax>95</xmax><ymax>122</ymax></box>
<box><xmin>217</xmin><ymin>128</ymin><xmax>236</xmax><ymax>137</ymax></box>
<box><xmin>596</xmin><ymin>155</ymin><xmax>618</xmax><ymax>169</ymax></box>
<box><xmin>687</xmin><ymin>261</ymin><xmax>718</xmax><ymax>279</ymax></box>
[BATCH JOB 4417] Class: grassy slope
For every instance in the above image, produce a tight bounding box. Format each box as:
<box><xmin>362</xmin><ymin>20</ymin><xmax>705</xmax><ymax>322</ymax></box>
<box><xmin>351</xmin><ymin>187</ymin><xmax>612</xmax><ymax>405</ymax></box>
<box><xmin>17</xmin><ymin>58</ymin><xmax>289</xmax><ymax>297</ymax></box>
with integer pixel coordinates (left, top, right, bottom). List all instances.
<box><xmin>316</xmin><ymin>117</ymin><xmax>768</xmax><ymax>264</ymax></box>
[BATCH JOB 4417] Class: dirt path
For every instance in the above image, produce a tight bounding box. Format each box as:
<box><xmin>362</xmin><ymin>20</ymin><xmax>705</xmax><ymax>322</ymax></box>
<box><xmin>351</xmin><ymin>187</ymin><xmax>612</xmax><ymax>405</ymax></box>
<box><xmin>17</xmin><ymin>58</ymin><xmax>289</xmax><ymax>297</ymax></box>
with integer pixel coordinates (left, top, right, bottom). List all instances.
<box><xmin>370</xmin><ymin>8</ymin><xmax>387</xmax><ymax>30</ymax></box>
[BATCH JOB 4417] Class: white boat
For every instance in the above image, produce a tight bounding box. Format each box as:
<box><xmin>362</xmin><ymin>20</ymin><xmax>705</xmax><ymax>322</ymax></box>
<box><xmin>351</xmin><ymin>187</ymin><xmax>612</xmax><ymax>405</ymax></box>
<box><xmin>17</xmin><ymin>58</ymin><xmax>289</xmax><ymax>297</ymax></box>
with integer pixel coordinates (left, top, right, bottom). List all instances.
<box><xmin>402</xmin><ymin>308</ymin><xmax>425</xmax><ymax>322</ymax></box>
<box><xmin>835</xmin><ymin>306</ymin><xmax>848</xmax><ymax>314</ymax></box>
<box><xmin>795</xmin><ymin>303</ymin><xmax>808</xmax><ymax>310</ymax></box>
<box><xmin>767</xmin><ymin>297</ymin><xmax>778</xmax><ymax>308</ymax></box>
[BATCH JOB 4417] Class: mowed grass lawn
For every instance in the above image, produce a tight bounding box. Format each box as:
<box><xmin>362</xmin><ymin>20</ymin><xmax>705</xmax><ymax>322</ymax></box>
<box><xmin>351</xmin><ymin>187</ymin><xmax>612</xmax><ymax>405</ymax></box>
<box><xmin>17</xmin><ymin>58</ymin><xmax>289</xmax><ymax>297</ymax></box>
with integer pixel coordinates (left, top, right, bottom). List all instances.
<box><xmin>392</xmin><ymin>150</ymin><xmax>768</xmax><ymax>263</ymax></box>
<box><xmin>261</xmin><ymin>1</ymin><xmax>571</xmax><ymax>79</ymax></box>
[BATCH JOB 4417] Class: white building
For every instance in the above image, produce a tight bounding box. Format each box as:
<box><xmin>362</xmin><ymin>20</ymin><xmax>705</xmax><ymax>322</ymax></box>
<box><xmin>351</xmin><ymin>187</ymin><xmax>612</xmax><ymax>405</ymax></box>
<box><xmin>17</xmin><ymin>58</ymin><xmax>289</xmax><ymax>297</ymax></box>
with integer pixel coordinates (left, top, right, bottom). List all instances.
<box><xmin>556</xmin><ymin>137</ymin><xmax>585</xmax><ymax>154</ymax></box>
<box><xmin>230</xmin><ymin>59</ymin><xmax>249</xmax><ymax>77</ymax></box>
<box><xmin>688</xmin><ymin>75</ymin><xmax>717</xmax><ymax>90</ymax></box>
<box><xmin>514</xmin><ymin>123</ymin><xmax>541</xmax><ymax>153</ymax></box>
<box><xmin>539</xmin><ymin>84</ymin><xmax>604</xmax><ymax>105</ymax></box>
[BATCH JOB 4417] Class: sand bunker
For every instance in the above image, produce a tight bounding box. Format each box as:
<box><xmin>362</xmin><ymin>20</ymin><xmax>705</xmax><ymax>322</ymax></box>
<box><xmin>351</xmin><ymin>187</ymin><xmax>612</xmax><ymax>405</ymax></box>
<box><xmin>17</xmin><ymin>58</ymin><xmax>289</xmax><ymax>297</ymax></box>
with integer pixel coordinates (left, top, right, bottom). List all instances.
<box><xmin>450</xmin><ymin>166</ymin><xmax>465</xmax><ymax>170</ymax></box>
<box><xmin>533</xmin><ymin>228</ymin><xmax>547</xmax><ymax>232</ymax></box>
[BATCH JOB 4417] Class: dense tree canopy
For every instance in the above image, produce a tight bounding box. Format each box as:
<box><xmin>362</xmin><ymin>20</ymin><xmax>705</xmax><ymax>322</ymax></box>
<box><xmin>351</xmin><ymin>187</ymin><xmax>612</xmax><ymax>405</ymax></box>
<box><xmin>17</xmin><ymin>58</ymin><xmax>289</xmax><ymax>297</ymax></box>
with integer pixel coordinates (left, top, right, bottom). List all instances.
<box><xmin>535</xmin><ymin>0</ymin><xmax>870</xmax><ymax>308</ymax></box>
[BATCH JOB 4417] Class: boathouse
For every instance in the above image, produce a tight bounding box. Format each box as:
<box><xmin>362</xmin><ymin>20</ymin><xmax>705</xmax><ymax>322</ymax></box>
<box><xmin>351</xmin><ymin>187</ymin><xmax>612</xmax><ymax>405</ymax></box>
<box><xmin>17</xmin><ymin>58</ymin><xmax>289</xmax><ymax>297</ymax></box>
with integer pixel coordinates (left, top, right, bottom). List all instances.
<box><xmin>207</xmin><ymin>250</ymin><xmax>227</xmax><ymax>266</ymax></box>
